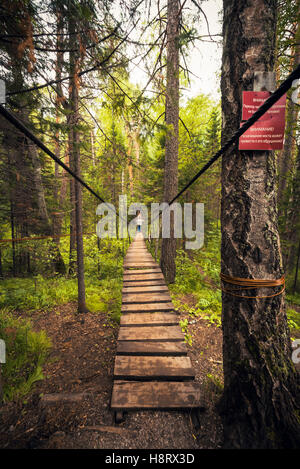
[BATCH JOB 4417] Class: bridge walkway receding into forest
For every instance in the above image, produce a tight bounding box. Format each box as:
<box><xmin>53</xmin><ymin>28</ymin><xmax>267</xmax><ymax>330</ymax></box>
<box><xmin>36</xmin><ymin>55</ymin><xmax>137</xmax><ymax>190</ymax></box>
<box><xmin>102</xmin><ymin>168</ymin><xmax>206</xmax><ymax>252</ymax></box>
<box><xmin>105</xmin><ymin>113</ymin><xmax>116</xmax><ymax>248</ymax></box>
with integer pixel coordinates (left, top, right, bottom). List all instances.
<box><xmin>110</xmin><ymin>233</ymin><xmax>202</xmax><ymax>422</ymax></box>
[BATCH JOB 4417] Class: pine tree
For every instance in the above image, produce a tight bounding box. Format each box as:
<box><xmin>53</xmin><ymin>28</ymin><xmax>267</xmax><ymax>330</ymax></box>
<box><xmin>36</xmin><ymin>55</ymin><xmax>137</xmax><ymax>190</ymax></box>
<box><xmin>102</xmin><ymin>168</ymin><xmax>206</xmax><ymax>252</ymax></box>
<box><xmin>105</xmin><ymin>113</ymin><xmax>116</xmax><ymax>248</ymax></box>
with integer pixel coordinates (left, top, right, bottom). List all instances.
<box><xmin>220</xmin><ymin>0</ymin><xmax>300</xmax><ymax>448</ymax></box>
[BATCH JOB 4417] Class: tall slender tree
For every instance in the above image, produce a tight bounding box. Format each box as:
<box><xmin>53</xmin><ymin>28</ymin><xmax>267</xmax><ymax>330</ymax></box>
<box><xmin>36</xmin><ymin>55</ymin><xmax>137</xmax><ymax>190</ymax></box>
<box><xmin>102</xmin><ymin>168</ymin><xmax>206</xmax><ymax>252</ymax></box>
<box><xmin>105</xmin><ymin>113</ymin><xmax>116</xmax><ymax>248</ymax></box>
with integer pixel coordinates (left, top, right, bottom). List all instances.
<box><xmin>220</xmin><ymin>0</ymin><xmax>300</xmax><ymax>448</ymax></box>
<box><xmin>67</xmin><ymin>1</ymin><xmax>88</xmax><ymax>313</ymax></box>
<box><xmin>160</xmin><ymin>0</ymin><xmax>180</xmax><ymax>284</ymax></box>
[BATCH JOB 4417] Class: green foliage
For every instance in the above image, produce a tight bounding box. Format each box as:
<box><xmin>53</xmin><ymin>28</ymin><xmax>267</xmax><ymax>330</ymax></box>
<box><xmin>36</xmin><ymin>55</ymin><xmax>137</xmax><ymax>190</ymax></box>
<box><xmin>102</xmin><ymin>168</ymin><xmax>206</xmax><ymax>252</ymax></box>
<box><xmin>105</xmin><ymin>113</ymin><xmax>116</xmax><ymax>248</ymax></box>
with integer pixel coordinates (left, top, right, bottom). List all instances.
<box><xmin>179</xmin><ymin>318</ymin><xmax>193</xmax><ymax>346</ymax></box>
<box><xmin>286</xmin><ymin>292</ymin><xmax>300</xmax><ymax>307</ymax></box>
<box><xmin>0</xmin><ymin>309</ymin><xmax>51</xmax><ymax>401</ymax></box>
<box><xmin>0</xmin><ymin>276</ymin><xmax>77</xmax><ymax>311</ymax></box>
<box><xmin>170</xmin><ymin>225</ymin><xmax>222</xmax><ymax>327</ymax></box>
<box><xmin>286</xmin><ymin>308</ymin><xmax>300</xmax><ymax>330</ymax></box>
<box><xmin>0</xmin><ymin>238</ymin><xmax>124</xmax><ymax>324</ymax></box>
<box><xmin>206</xmin><ymin>373</ymin><xmax>224</xmax><ymax>393</ymax></box>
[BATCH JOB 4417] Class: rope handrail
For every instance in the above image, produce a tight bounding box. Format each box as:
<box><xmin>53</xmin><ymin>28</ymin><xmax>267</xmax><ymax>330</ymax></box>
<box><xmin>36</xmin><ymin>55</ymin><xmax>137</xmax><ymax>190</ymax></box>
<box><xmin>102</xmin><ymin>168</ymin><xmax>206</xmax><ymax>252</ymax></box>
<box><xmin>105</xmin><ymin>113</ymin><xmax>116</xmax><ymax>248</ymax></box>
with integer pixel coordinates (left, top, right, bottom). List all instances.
<box><xmin>220</xmin><ymin>273</ymin><xmax>286</xmax><ymax>299</ymax></box>
<box><xmin>166</xmin><ymin>64</ymin><xmax>300</xmax><ymax>207</ymax></box>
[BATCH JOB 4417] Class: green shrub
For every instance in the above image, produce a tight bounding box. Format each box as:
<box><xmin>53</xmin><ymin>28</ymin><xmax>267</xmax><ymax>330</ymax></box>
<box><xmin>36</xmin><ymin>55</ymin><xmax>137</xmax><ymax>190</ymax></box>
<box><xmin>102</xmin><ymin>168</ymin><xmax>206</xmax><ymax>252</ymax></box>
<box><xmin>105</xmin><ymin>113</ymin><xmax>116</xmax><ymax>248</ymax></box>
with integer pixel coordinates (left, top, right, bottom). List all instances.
<box><xmin>287</xmin><ymin>308</ymin><xmax>300</xmax><ymax>330</ymax></box>
<box><xmin>0</xmin><ymin>308</ymin><xmax>51</xmax><ymax>401</ymax></box>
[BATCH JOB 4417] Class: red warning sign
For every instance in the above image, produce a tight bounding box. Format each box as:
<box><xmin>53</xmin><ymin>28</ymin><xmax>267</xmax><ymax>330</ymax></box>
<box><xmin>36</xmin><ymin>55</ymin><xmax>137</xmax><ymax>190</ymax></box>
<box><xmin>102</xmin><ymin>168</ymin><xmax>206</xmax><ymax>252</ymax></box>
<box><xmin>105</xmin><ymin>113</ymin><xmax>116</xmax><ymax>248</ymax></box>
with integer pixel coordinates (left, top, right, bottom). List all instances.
<box><xmin>239</xmin><ymin>119</ymin><xmax>285</xmax><ymax>150</ymax></box>
<box><xmin>239</xmin><ymin>91</ymin><xmax>287</xmax><ymax>150</ymax></box>
<box><xmin>242</xmin><ymin>91</ymin><xmax>286</xmax><ymax>121</ymax></box>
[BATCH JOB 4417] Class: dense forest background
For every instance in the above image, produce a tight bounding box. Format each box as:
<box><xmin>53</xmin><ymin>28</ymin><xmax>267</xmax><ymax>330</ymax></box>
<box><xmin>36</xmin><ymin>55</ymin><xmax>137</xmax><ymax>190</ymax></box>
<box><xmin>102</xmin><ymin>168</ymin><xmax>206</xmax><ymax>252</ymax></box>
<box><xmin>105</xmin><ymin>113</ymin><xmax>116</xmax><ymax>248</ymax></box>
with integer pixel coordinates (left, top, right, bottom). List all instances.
<box><xmin>0</xmin><ymin>0</ymin><xmax>299</xmax><ymax>307</ymax></box>
<box><xmin>0</xmin><ymin>0</ymin><xmax>224</xmax><ymax>307</ymax></box>
<box><xmin>0</xmin><ymin>0</ymin><xmax>299</xmax><ymax>450</ymax></box>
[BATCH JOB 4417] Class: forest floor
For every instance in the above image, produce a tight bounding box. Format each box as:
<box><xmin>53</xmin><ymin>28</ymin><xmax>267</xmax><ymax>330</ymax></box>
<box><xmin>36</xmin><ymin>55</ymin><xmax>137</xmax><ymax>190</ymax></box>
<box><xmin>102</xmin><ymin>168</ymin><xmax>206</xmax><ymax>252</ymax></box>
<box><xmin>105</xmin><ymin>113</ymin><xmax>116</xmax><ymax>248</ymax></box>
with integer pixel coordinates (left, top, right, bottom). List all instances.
<box><xmin>0</xmin><ymin>297</ymin><xmax>224</xmax><ymax>450</ymax></box>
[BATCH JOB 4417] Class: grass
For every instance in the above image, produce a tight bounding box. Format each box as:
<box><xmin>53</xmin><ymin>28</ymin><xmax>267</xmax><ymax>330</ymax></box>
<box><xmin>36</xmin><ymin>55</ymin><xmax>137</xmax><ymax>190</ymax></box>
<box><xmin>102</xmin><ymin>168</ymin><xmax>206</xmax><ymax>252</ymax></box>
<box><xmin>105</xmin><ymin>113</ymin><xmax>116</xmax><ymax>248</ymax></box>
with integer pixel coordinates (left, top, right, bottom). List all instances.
<box><xmin>0</xmin><ymin>308</ymin><xmax>51</xmax><ymax>402</ymax></box>
<box><xmin>0</xmin><ymin>238</ymin><xmax>126</xmax><ymax>401</ymax></box>
<box><xmin>0</xmin><ymin>237</ymin><xmax>125</xmax><ymax>318</ymax></box>
<box><xmin>171</xmin><ymin>228</ymin><xmax>300</xmax><ymax>334</ymax></box>
<box><xmin>170</xmin><ymin>227</ymin><xmax>222</xmax><ymax>331</ymax></box>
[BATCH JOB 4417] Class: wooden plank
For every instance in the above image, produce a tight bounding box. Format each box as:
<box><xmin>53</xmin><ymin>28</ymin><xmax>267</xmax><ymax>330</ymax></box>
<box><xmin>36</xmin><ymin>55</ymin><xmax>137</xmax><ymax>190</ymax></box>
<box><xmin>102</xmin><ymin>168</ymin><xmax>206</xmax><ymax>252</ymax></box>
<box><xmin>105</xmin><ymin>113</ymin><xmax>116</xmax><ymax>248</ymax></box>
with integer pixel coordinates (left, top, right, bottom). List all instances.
<box><xmin>125</xmin><ymin>252</ymin><xmax>152</xmax><ymax>255</ymax></box>
<box><xmin>123</xmin><ymin>263</ymin><xmax>158</xmax><ymax>268</ymax></box>
<box><xmin>111</xmin><ymin>381</ymin><xmax>201</xmax><ymax>409</ymax></box>
<box><xmin>122</xmin><ymin>273</ymin><xmax>164</xmax><ymax>281</ymax></box>
<box><xmin>120</xmin><ymin>312</ymin><xmax>179</xmax><ymax>326</ymax></box>
<box><xmin>125</xmin><ymin>251</ymin><xmax>152</xmax><ymax>256</ymax></box>
<box><xmin>113</xmin><ymin>356</ymin><xmax>195</xmax><ymax>381</ymax></box>
<box><xmin>116</xmin><ymin>340</ymin><xmax>187</xmax><ymax>356</ymax></box>
<box><xmin>123</xmin><ymin>269</ymin><xmax>162</xmax><ymax>275</ymax></box>
<box><xmin>122</xmin><ymin>292</ymin><xmax>171</xmax><ymax>304</ymax></box>
<box><xmin>118</xmin><ymin>325</ymin><xmax>184</xmax><ymax>342</ymax></box>
<box><xmin>124</xmin><ymin>255</ymin><xmax>154</xmax><ymax>261</ymax></box>
<box><xmin>121</xmin><ymin>302</ymin><xmax>174</xmax><ymax>313</ymax></box>
<box><xmin>122</xmin><ymin>285</ymin><xmax>168</xmax><ymax>293</ymax></box>
<box><xmin>123</xmin><ymin>280</ymin><xmax>166</xmax><ymax>287</ymax></box>
<box><xmin>124</xmin><ymin>258</ymin><xmax>156</xmax><ymax>262</ymax></box>
<box><xmin>40</xmin><ymin>393</ymin><xmax>91</xmax><ymax>404</ymax></box>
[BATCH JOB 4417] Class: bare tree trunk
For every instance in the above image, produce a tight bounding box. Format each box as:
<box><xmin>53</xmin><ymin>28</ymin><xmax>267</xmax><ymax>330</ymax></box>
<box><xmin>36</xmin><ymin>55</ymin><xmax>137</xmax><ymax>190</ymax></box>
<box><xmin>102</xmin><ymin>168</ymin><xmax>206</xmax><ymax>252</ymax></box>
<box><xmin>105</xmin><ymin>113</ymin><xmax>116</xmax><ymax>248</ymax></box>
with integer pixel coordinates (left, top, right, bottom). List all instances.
<box><xmin>293</xmin><ymin>238</ymin><xmax>300</xmax><ymax>293</ymax></box>
<box><xmin>160</xmin><ymin>0</ymin><xmax>180</xmax><ymax>284</ymax></box>
<box><xmin>284</xmin><ymin>145</ymin><xmax>300</xmax><ymax>274</ymax></box>
<box><xmin>277</xmin><ymin>18</ymin><xmax>300</xmax><ymax>205</ymax></box>
<box><xmin>220</xmin><ymin>0</ymin><xmax>300</xmax><ymax>448</ymax></box>
<box><xmin>9</xmin><ymin>177</ymin><xmax>16</xmax><ymax>277</ymax></box>
<box><xmin>27</xmin><ymin>142</ymin><xmax>52</xmax><ymax>233</ymax></box>
<box><xmin>68</xmin><ymin>127</ymin><xmax>77</xmax><ymax>274</ymax></box>
<box><xmin>68</xmin><ymin>12</ymin><xmax>87</xmax><ymax>313</ymax></box>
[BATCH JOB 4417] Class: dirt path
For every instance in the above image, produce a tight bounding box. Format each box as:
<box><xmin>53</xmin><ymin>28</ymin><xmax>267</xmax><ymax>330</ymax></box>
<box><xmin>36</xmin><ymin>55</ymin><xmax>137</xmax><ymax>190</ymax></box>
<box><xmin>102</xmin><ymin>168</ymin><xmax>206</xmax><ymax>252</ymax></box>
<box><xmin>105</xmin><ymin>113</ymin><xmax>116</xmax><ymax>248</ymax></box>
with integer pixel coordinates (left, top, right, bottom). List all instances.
<box><xmin>0</xmin><ymin>302</ymin><xmax>224</xmax><ymax>449</ymax></box>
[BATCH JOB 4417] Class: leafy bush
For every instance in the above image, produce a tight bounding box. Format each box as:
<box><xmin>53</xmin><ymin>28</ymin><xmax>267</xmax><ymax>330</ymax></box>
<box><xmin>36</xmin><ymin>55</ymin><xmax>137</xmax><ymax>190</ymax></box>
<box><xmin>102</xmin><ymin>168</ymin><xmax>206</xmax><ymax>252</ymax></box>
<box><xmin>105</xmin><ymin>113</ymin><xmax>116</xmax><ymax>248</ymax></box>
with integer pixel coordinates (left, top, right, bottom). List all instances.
<box><xmin>0</xmin><ymin>276</ymin><xmax>77</xmax><ymax>311</ymax></box>
<box><xmin>170</xmin><ymin>234</ymin><xmax>222</xmax><ymax>327</ymax></box>
<box><xmin>286</xmin><ymin>308</ymin><xmax>300</xmax><ymax>330</ymax></box>
<box><xmin>0</xmin><ymin>309</ymin><xmax>51</xmax><ymax>401</ymax></box>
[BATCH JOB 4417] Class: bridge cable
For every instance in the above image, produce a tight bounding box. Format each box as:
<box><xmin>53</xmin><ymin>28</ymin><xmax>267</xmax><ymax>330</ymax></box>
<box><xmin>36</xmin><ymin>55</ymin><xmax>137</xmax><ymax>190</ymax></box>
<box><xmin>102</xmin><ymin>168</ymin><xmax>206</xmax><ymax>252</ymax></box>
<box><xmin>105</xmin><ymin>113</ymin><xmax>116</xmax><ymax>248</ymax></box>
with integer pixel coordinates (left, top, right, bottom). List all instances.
<box><xmin>0</xmin><ymin>103</ymin><xmax>129</xmax><ymax>229</ymax></box>
<box><xmin>167</xmin><ymin>64</ymin><xmax>300</xmax><ymax>207</ymax></box>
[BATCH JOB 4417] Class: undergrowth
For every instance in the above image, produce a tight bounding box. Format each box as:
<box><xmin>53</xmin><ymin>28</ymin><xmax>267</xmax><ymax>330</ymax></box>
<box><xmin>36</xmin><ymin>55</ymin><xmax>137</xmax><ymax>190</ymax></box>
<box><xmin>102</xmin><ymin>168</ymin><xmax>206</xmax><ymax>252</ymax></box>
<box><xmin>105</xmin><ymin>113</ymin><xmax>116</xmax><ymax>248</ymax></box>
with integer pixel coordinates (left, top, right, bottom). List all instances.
<box><xmin>171</xmin><ymin>228</ymin><xmax>222</xmax><ymax>337</ymax></box>
<box><xmin>171</xmin><ymin>227</ymin><xmax>300</xmax><ymax>339</ymax></box>
<box><xmin>0</xmin><ymin>308</ymin><xmax>51</xmax><ymax>402</ymax></box>
<box><xmin>0</xmin><ymin>238</ymin><xmax>125</xmax><ymax>401</ymax></box>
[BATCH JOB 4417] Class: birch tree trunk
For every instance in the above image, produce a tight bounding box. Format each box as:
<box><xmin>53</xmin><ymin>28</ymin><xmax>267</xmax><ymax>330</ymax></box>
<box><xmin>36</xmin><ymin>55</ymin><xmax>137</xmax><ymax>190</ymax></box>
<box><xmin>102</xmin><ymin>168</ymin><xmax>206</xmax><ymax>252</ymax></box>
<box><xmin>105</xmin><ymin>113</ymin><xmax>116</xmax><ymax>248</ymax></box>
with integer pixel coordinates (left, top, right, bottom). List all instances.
<box><xmin>160</xmin><ymin>0</ymin><xmax>180</xmax><ymax>284</ymax></box>
<box><xmin>220</xmin><ymin>0</ymin><xmax>300</xmax><ymax>448</ymax></box>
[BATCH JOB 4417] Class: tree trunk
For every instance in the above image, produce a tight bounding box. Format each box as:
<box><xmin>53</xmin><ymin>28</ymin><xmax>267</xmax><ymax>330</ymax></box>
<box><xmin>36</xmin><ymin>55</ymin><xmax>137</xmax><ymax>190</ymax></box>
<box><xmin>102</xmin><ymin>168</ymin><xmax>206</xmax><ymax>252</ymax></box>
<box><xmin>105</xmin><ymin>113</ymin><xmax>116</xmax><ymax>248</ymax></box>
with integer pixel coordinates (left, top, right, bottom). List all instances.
<box><xmin>293</xmin><ymin>238</ymin><xmax>300</xmax><ymax>293</ymax></box>
<box><xmin>68</xmin><ymin>128</ymin><xmax>77</xmax><ymax>274</ymax></box>
<box><xmin>68</xmin><ymin>12</ymin><xmax>88</xmax><ymax>313</ymax></box>
<box><xmin>277</xmin><ymin>18</ymin><xmax>300</xmax><ymax>206</ymax></box>
<box><xmin>220</xmin><ymin>0</ymin><xmax>300</xmax><ymax>448</ymax></box>
<box><xmin>160</xmin><ymin>0</ymin><xmax>180</xmax><ymax>284</ymax></box>
<box><xmin>9</xmin><ymin>188</ymin><xmax>16</xmax><ymax>277</ymax></box>
<box><xmin>284</xmin><ymin>144</ymin><xmax>300</xmax><ymax>275</ymax></box>
<box><xmin>27</xmin><ymin>141</ymin><xmax>52</xmax><ymax>234</ymax></box>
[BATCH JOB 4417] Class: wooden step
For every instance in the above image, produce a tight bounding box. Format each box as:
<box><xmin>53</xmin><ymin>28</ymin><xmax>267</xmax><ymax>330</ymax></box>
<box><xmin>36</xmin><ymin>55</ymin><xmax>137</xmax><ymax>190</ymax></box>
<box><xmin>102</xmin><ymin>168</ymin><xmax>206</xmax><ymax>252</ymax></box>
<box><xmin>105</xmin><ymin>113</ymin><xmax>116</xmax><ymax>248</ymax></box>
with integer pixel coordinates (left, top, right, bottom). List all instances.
<box><xmin>118</xmin><ymin>325</ymin><xmax>184</xmax><ymax>342</ymax></box>
<box><xmin>116</xmin><ymin>341</ymin><xmax>187</xmax><ymax>356</ymax></box>
<box><xmin>113</xmin><ymin>356</ymin><xmax>195</xmax><ymax>381</ymax></box>
<box><xmin>123</xmin><ymin>280</ymin><xmax>166</xmax><ymax>288</ymax></box>
<box><xmin>123</xmin><ymin>269</ymin><xmax>162</xmax><ymax>275</ymax></box>
<box><xmin>121</xmin><ymin>302</ymin><xmax>174</xmax><ymax>313</ymax></box>
<box><xmin>122</xmin><ymin>292</ymin><xmax>171</xmax><ymax>304</ymax></box>
<box><xmin>123</xmin><ymin>274</ymin><xmax>164</xmax><ymax>282</ymax></box>
<box><xmin>120</xmin><ymin>312</ymin><xmax>179</xmax><ymax>327</ymax></box>
<box><xmin>111</xmin><ymin>381</ymin><xmax>201</xmax><ymax>410</ymax></box>
<box><xmin>124</xmin><ymin>263</ymin><xmax>158</xmax><ymax>268</ymax></box>
<box><xmin>122</xmin><ymin>285</ymin><xmax>168</xmax><ymax>294</ymax></box>
<box><xmin>124</xmin><ymin>256</ymin><xmax>154</xmax><ymax>262</ymax></box>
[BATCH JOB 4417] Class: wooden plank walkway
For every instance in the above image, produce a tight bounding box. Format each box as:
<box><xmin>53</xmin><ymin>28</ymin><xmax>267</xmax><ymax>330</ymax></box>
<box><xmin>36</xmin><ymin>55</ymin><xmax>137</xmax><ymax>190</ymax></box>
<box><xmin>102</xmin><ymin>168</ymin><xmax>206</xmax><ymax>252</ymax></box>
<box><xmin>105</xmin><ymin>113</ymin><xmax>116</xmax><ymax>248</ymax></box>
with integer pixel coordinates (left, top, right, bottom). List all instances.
<box><xmin>111</xmin><ymin>233</ymin><xmax>201</xmax><ymax>418</ymax></box>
